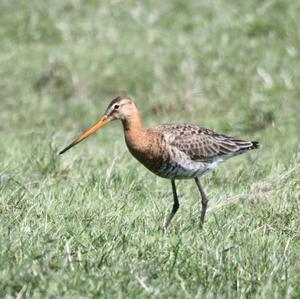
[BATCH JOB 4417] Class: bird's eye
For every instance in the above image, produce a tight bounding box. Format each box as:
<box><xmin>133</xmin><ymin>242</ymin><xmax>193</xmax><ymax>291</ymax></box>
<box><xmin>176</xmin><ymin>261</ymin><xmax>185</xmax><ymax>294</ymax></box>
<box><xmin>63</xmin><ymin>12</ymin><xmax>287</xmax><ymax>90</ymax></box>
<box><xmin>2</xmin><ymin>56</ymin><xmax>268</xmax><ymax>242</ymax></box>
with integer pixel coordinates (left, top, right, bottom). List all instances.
<box><xmin>114</xmin><ymin>104</ymin><xmax>120</xmax><ymax>110</ymax></box>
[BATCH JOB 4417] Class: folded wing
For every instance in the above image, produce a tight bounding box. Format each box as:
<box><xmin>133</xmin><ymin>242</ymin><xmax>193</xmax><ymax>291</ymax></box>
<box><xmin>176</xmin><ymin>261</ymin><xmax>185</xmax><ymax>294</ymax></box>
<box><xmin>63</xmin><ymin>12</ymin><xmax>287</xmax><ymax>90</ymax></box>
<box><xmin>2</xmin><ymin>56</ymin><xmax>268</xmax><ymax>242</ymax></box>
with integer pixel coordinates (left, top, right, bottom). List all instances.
<box><xmin>157</xmin><ymin>124</ymin><xmax>258</xmax><ymax>163</ymax></box>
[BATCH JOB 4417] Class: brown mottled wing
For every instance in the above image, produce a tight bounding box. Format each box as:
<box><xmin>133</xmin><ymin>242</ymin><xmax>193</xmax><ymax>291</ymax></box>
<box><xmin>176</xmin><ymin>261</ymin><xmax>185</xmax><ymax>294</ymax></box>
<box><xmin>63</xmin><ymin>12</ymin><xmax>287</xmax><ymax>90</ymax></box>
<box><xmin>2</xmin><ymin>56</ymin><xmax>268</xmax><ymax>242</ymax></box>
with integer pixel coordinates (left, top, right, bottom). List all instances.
<box><xmin>157</xmin><ymin>124</ymin><xmax>257</xmax><ymax>162</ymax></box>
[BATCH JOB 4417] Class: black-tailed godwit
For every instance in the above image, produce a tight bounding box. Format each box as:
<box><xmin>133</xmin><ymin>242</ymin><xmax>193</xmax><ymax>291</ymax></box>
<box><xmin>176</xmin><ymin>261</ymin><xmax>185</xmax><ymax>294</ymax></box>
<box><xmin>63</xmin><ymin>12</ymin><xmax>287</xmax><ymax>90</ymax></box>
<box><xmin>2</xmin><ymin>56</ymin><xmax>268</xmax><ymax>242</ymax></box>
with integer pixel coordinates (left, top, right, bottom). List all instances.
<box><xmin>60</xmin><ymin>96</ymin><xmax>259</xmax><ymax>229</ymax></box>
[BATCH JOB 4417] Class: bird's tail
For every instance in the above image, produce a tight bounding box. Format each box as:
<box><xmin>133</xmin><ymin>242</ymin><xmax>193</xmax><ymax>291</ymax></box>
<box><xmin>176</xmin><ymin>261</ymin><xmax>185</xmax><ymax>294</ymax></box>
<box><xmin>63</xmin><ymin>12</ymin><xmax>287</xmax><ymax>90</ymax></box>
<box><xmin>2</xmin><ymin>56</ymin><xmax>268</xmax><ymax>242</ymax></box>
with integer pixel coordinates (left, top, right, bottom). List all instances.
<box><xmin>229</xmin><ymin>139</ymin><xmax>260</xmax><ymax>152</ymax></box>
<box><xmin>249</xmin><ymin>141</ymin><xmax>260</xmax><ymax>150</ymax></box>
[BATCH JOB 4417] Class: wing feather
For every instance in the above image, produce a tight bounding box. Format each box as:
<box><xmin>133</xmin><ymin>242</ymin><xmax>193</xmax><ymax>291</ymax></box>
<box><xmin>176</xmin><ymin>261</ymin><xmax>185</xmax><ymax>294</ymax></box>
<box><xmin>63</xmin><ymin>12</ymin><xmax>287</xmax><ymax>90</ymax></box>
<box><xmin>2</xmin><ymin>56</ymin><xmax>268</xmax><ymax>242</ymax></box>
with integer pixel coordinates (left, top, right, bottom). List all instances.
<box><xmin>156</xmin><ymin>123</ymin><xmax>256</xmax><ymax>162</ymax></box>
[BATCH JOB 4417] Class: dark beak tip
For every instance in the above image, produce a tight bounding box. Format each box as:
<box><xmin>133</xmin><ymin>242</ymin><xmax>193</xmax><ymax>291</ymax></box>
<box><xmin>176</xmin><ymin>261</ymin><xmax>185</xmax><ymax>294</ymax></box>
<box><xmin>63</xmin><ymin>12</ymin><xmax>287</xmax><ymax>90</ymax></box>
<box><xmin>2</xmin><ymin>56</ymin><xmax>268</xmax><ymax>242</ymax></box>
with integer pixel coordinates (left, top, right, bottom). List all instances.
<box><xmin>58</xmin><ymin>148</ymin><xmax>67</xmax><ymax>155</ymax></box>
<box><xmin>58</xmin><ymin>141</ymin><xmax>77</xmax><ymax>155</ymax></box>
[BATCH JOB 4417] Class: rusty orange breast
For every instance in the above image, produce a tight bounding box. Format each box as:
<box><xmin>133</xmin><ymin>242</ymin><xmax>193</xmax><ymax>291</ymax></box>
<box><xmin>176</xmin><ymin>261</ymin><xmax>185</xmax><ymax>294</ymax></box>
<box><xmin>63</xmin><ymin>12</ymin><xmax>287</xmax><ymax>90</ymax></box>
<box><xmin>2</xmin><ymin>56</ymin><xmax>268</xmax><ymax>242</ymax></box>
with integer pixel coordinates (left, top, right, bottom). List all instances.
<box><xmin>124</xmin><ymin>124</ymin><xmax>167</xmax><ymax>175</ymax></box>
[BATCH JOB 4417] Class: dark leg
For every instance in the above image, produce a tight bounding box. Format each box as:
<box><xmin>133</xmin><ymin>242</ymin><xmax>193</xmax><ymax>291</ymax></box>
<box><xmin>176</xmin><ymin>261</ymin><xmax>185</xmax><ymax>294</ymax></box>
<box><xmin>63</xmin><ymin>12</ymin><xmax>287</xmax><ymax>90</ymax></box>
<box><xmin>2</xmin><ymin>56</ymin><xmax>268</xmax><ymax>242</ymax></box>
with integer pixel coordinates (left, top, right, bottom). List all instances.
<box><xmin>164</xmin><ymin>180</ymin><xmax>179</xmax><ymax>231</ymax></box>
<box><xmin>195</xmin><ymin>177</ymin><xmax>209</xmax><ymax>229</ymax></box>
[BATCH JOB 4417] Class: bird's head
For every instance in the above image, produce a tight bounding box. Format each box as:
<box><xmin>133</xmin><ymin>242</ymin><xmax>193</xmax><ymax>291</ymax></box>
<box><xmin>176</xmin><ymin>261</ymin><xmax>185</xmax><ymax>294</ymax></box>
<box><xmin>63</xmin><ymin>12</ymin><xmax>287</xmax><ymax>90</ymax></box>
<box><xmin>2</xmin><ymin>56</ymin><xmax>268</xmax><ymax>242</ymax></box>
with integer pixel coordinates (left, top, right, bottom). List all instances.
<box><xmin>59</xmin><ymin>96</ymin><xmax>135</xmax><ymax>154</ymax></box>
<box><xmin>104</xmin><ymin>96</ymin><xmax>135</xmax><ymax>121</ymax></box>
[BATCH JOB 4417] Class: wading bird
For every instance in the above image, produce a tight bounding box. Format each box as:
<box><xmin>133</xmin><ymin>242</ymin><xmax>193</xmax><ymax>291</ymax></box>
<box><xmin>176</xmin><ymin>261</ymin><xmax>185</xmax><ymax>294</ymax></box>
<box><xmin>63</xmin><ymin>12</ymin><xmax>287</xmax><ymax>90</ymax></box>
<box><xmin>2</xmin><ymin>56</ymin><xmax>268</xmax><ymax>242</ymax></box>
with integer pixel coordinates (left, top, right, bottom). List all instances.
<box><xmin>60</xmin><ymin>96</ymin><xmax>259</xmax><ymax>230</ymax></box>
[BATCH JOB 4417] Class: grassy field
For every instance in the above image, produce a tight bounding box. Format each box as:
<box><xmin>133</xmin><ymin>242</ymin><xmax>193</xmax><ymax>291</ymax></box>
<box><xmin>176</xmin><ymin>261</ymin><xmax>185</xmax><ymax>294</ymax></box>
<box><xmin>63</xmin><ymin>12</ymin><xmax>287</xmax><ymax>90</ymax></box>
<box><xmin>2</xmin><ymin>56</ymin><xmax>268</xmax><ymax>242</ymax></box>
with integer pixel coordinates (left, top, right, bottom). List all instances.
<box><xmin>1</xmin><ymin>0</ymin><xmax>300</xmax><ymax>298</ymax></box>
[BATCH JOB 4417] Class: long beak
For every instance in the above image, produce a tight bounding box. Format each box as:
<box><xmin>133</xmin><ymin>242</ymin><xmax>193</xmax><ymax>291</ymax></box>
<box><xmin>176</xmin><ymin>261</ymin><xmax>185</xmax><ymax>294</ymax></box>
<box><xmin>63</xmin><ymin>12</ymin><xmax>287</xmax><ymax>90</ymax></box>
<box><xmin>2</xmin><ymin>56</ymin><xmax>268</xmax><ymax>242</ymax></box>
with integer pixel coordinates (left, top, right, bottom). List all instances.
<box><xmin>59</xmin><ymin>115</ymin><xmax>110</xmax><ymax>155</ymax></box>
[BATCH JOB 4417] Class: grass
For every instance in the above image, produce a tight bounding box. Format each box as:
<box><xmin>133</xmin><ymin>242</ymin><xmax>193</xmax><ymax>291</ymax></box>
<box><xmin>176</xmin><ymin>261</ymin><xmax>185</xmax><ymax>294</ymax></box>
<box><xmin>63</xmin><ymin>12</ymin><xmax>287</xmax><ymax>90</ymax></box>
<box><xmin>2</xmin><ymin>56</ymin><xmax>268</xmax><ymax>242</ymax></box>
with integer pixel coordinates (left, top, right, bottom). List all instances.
<box><xmin>1</xmin><ymin>0</ymin><xmax>300</xmax><ymax>297</ymax></box>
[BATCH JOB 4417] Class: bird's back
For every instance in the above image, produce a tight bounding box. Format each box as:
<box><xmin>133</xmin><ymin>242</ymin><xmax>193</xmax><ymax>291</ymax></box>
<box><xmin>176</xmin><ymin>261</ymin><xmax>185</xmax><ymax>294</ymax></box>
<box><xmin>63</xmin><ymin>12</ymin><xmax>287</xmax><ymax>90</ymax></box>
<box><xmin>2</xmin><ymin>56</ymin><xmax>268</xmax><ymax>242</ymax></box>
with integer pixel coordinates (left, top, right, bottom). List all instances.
<box><xmin>156</xmin><ymin>123</ymin><xmax>258</xmax><ymax>161</ymax></box>
<box><xmin>147</xmin><ymin>123</ymin><xmax>259</xmax><ymax>179</ymax></box>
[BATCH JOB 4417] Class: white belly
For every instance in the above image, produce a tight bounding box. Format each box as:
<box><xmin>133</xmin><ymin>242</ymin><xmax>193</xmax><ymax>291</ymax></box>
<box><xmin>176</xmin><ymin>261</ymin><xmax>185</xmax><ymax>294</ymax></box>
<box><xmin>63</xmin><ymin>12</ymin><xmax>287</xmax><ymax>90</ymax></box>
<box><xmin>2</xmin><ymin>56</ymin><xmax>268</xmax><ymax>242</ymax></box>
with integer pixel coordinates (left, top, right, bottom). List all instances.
<box><xmin>156</xmin><ymin>161</ymin><xmax>213</xmax><ymax>179</ymax></box>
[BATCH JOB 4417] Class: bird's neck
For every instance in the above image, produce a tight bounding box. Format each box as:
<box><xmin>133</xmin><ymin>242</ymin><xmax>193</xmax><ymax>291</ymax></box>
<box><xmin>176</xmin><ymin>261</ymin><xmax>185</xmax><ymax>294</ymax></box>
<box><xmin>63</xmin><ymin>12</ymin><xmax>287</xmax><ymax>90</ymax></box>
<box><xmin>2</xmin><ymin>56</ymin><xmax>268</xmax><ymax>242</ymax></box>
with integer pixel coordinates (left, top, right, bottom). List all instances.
<box><xmin>122</xmin><ymin>111</ymin><xmax>147</xmax><ymax>152</ymax></box>
<box><xmin>122</xmin><ymin>110</ymin><xmax>144</xmax><ymax>135</ymax></box>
